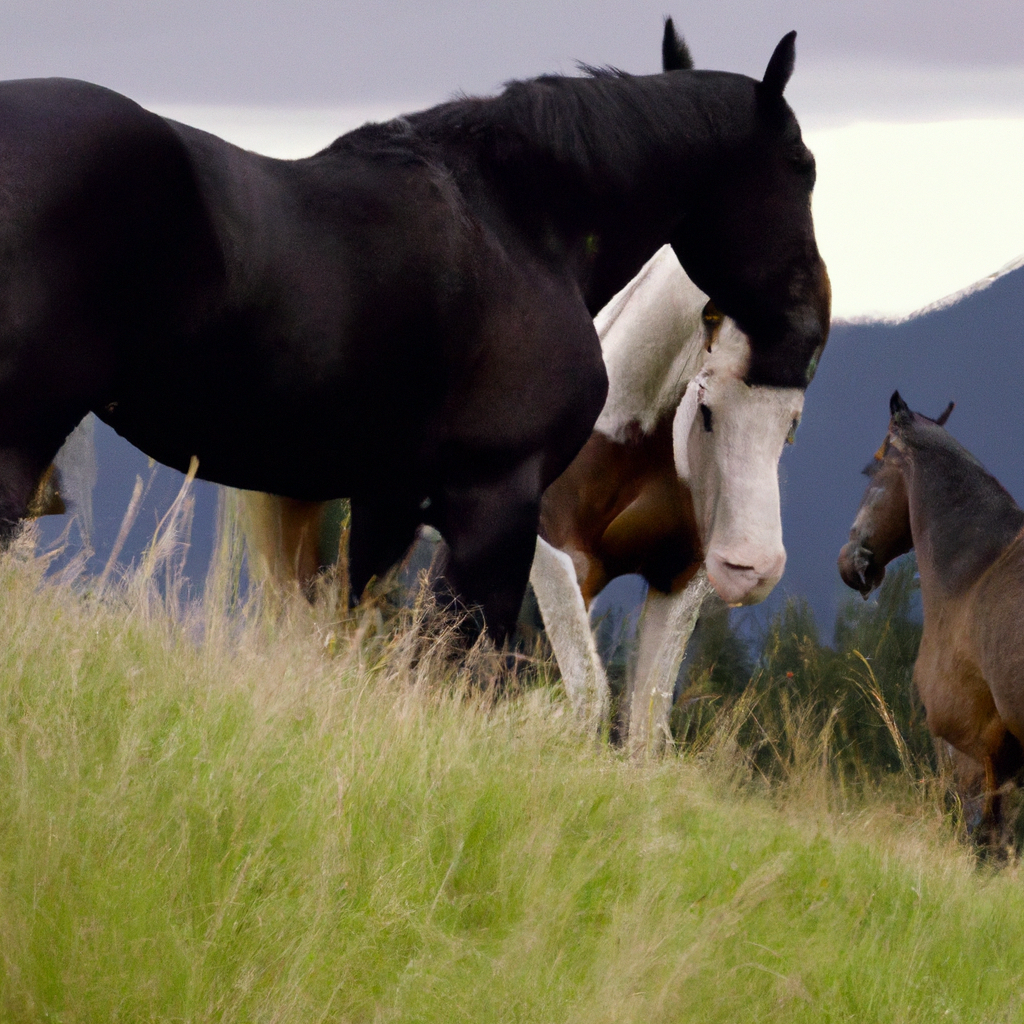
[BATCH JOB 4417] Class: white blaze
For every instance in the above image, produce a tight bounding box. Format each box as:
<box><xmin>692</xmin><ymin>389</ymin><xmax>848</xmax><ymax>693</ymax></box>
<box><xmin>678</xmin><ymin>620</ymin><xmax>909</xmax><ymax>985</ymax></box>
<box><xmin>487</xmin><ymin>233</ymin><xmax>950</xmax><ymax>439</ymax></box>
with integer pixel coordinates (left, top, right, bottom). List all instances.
<box><xmin>674</xmin><ymin>323</ymin><xmax>803</xmax><ymax>606</ymax></box>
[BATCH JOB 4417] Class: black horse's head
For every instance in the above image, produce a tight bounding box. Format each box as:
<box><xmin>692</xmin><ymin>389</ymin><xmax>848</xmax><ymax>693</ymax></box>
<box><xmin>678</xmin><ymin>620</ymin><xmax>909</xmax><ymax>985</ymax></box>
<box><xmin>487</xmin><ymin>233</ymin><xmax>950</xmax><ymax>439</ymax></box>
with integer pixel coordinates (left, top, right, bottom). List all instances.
<box><xmin>666</xmin><ymin>32</ymin><xmax>831</xmax><ymax>390</ymax></box>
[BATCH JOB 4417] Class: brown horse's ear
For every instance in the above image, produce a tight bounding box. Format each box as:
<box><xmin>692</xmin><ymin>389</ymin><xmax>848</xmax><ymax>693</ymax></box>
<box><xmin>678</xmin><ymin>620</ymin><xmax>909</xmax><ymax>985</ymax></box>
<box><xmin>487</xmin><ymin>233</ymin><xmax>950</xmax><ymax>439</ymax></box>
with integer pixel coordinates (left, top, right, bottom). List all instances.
<box><xmin>935</xmin><ymin>401</ymin><xmax>955</xmax><ymax>426</ymax></box>
<box><xmin>760</xmin><ymin>31</ymin><xmax>796</xmax><ymax>98</ymax></box>
<box><xmin>889</xmin><ymin>389</ymin><xmax>913</xmax><ymax>428</ymax></box>
<box><xmin>662</xmin><ymin>17</ymin><xmax>694</xmax><ymax>72</ymax></box>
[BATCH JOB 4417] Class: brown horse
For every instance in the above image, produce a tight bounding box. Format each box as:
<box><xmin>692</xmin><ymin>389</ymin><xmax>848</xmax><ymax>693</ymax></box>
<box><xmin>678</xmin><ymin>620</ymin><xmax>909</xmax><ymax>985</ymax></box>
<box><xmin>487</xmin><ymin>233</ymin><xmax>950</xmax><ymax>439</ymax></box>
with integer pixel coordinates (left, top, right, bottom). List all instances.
<box><xmin>839</xmin><ymin>391</ymin><xmax>1024</xmax><ymax>839</ymax></box>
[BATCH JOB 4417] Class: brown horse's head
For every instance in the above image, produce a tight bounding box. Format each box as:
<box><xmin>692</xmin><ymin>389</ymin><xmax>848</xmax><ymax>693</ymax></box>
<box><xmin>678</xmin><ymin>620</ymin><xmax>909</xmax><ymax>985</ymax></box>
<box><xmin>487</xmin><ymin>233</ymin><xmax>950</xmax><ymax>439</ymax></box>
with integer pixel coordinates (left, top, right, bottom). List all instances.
<box><xmin>838</xmin><ymin>391</ymin><xmax>953</xmax><ymax>597</ymax></box>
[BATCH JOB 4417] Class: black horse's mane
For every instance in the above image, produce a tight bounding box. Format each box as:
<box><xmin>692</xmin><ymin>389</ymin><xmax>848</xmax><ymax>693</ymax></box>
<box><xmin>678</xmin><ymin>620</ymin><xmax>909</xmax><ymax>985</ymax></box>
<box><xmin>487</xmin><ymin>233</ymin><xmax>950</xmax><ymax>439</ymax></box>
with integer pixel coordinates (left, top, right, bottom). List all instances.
<box><xmin>327</xmin><ymin>66</ymin><xmax>778</xmax><ymax>193</ymax></box>
<box><xmin>574</xmin><ymin>62</ymin><xmax>632</xmax><ymax>80</ymax></box>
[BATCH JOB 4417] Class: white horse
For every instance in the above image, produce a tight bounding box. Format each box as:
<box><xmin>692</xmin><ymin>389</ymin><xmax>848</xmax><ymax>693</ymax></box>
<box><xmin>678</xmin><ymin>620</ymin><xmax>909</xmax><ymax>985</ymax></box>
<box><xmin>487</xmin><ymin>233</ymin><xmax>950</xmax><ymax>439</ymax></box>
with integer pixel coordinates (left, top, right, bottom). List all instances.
<box><xmin>532</xmin><ymin>245</ymin><xmax>804</xmax><ymax>750</ymax></box>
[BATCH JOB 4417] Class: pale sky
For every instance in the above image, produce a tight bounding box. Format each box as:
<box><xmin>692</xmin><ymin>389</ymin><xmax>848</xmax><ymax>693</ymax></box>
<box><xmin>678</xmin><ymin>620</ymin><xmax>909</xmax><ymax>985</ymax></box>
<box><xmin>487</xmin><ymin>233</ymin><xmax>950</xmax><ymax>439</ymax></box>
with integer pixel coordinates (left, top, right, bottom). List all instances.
<box><xmin>3</xmin><ymin>0</ymin><xmax>1021</xmax><ymax>104</ymax></box>
<box><xmin>6</xmin><ymin>0</ymin><xmax>1024</xmax><ymax>320</ymax></box>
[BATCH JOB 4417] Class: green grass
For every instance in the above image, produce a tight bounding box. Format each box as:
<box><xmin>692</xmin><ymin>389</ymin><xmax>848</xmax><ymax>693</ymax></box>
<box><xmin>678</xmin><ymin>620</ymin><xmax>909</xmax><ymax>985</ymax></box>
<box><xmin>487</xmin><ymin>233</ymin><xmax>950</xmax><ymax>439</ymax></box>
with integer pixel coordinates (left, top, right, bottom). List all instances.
<box><xmin>1</xmin><ymin>539</ymin><xmax>1023</xmax><ymax>1022</ymax></box>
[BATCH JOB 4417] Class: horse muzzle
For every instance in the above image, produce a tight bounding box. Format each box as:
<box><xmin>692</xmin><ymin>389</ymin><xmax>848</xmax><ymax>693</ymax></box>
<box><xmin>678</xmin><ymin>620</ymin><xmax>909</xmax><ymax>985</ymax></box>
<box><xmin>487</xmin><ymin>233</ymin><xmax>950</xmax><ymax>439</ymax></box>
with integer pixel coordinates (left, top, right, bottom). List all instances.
<box><xmin>705</xmin><ymin>548</ymin><xmax>785</xmax><ymax>607</ymax></box>
<box><xmin>837</xmin><ymin>542</ymin><xmax>883</xmax><ymax>597</ymax></box>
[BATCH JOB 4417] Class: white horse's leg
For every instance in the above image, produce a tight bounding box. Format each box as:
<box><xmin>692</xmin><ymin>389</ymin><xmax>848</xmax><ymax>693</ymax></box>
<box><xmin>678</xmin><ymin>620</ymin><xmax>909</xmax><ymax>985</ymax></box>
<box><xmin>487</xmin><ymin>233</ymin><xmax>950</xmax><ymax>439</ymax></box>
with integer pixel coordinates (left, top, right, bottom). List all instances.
<box><xmin>626</xmin><ymin>568</ymin><xmax>713</xmax><ymax>756</ymax></box>
<box><xmin>530</xmin><ymin>536</ymin><xmax>610</xmax><ymax>729</ymax></box>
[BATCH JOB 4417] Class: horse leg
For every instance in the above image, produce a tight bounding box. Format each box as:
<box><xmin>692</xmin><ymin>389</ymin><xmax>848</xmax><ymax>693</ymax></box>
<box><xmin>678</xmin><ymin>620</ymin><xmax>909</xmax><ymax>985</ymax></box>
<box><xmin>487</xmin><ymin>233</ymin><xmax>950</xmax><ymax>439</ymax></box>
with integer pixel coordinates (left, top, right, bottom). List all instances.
<box><xmin>529</xmin><ymin>536</ymin><xmax>609</xmax><ymax>729</ymax></box>
<box><xmin>238</xmin><ymin>492</ymin><xmax>326</xmax><ymax>592</ymax></box>
<box><xmin>348</xmin><ymin>495</ymin><xmax>422</xmax><ymax>604</ymax></box>
<box><xmin>978</xmin><ymin>731</ymin><xmax>1024</xmax><ymax>849</ymax></box>
<box><xmin>0</xmin><ymin>438</ymin><xmax>76</xmax><ymax>546</ymax></box>
<box><xmin>625</xmin><ymin>570</ymin><xmax>713</xmax><ymax>757</ymax></box>
<box><xmin>436</xmin><ymin>458</ymin><xmax>544</xmax><ymax>644</ymax></box>
<box><xmin>0</xmin><ymin>334</ymin><xmax>102</xmax><ymax>546</ymax></box>
<box><xmin>276</xmin><ymin>498</ymin><xmax>327</xmax><ymax>593</ymax></box>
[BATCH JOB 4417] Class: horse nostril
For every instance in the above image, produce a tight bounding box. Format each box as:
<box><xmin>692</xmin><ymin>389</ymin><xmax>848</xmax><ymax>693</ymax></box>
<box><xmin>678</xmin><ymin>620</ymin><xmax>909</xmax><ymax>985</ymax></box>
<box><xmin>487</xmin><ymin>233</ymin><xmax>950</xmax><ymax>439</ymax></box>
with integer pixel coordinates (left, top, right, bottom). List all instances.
<box><xmin>721</xmin><ymin>560</ymin><xmax>756</xmax><ymax>574</ymax></box>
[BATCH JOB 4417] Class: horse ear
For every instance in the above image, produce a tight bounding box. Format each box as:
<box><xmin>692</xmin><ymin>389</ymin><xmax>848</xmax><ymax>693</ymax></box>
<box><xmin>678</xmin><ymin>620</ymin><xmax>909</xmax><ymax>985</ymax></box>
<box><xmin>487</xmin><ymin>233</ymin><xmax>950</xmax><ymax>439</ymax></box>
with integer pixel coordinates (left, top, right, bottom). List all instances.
<box><xmin>889</xmin><ymin>390</ymin><xmax>912</xmax><ymax>427</ymax></box>
<box><xmin>662</xmin><ymin>17</ymin><xmax>694</xmax><ymax>72</ymax></box>
<box><xmin>935</xmin><ymin>401</ymin><xmax>955</xmax><ymax>426</ymax></box>
<box><xmin>760</xmin><ymin>31</ymin><xmax>796</xmax><ymax>98</ymax></box>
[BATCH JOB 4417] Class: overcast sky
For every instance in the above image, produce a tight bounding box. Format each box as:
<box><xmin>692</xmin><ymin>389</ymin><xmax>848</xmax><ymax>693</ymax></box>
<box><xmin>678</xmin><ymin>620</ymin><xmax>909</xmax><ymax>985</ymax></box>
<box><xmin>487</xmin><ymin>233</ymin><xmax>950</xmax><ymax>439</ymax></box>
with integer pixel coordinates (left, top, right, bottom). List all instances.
<box><xmin>2</xmin><ymin>0</ymin><xmax>1023</xmax><ymax>107</ymax></box>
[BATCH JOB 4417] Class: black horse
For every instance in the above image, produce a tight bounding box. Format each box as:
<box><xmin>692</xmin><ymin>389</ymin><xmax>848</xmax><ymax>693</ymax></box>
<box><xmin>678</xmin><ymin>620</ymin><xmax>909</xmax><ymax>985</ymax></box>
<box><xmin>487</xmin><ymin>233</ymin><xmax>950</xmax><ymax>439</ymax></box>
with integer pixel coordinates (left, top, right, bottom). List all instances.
<box><xmin>0</xmin><ymin>22</ymin><xmax>829</xmax><ymax>638</ymax></box>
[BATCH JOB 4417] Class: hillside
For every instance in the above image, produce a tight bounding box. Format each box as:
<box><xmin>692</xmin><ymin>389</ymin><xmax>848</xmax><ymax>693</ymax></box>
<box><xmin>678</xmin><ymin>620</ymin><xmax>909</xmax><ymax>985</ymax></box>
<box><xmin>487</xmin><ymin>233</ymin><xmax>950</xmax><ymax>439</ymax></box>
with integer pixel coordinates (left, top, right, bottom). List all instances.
<box><xmin>2</xmin><ymin>548</ymin><xmax>1023</xmax><ymax>1022</ymax></box>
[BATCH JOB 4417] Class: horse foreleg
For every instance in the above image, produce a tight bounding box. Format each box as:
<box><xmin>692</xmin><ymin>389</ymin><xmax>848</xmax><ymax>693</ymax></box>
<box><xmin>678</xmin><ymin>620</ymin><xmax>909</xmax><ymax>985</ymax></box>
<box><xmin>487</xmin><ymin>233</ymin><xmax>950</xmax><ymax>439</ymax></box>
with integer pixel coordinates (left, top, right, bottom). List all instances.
<box><xmin>0</xmin><ymin>446</ymin><xmax>63</xmax><ymax>546</ymax></box>
<box><xmin>625</xmin><ymin>570</ymin><xmax>713</xmax><ymax>757</ymax></box>
<box><xmin>982</xmin><ymin>755</ymin><xmax>1000</xmax><ymax>834</ymax></box>
<box><xmin>348</xmin><ymin>495</ymin><xmax>423</xmax><ymax>605</ymax></box>
<box><xmin>529</xmin><ymin>536</ymin><xmax>609</xmax><ymax>730</ymax></box>
<box><xmin>437</xmin><ymin>459</ymin><xmax>543</xmax><ymax>644</ymax></box>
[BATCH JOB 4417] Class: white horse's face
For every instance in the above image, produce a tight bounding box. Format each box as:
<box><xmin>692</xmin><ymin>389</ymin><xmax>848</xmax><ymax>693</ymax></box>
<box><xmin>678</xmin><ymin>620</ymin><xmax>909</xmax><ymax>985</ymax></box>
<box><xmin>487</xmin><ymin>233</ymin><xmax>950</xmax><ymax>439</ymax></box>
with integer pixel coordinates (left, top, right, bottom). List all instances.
<box><xmin>674</xmin><ymin>321</ymin><xmax>803</xmax><ymax>606</ymax></box>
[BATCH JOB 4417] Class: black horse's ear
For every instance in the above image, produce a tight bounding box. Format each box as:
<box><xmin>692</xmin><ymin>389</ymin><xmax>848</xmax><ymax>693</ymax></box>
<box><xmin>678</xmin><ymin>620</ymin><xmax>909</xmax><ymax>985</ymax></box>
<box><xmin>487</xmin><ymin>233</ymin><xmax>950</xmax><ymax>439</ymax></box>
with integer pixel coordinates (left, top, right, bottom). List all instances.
<box><xmin>760</xmin><ymin>31</ymin><xmax>796</xmax><ymax>98</ymax></box>
<box><xmin>889</xmin><ymin>390</ymin><xmax>912</xmax><ymax>427</ymax></box>
<box><xmin>662</xmin><ymin>17</ymin><xmax>694</xmax><ymax>72</ymax></box>
<box><xmin>935</xmin><ymin>401</ymin><xmax>955</xmax><ymax>426</ymax></box>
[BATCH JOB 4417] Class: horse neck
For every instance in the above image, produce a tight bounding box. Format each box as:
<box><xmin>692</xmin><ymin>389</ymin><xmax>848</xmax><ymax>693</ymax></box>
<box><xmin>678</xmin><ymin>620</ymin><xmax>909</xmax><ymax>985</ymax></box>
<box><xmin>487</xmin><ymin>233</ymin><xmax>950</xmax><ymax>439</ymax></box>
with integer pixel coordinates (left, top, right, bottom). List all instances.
<box><xmin>904</xmin><ymin>435</ymin><xmax>1024</xmax><ymax>599</ymax></box>
<box><xmin>592</xmin><ymin>246</ymin><xmax>707</xmax><ymax>442</ymax></box>
<box><xmin>411</xmin><ymin>73</ymin><xmax>735</xmax><ymax>302</ymax></box>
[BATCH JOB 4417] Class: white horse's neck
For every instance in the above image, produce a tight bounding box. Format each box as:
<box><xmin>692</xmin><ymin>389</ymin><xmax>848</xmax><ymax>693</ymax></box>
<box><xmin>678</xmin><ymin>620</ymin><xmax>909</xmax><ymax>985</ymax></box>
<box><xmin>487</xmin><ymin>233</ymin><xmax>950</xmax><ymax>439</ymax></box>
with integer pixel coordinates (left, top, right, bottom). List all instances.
<box><xmin>593</xmin><ymin>245</ymin><xmax>708</xmax><ymax>442</ymax></box>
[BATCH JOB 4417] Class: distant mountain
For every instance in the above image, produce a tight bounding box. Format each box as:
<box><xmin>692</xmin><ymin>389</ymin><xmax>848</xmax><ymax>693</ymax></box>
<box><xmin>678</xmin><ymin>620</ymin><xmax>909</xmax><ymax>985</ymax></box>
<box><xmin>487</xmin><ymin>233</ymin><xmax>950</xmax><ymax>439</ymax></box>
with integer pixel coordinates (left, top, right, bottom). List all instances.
<box><xmin>33</xmin><ymin>258</ymin><xmax>1024</xmax><ymax>638</ymax></box>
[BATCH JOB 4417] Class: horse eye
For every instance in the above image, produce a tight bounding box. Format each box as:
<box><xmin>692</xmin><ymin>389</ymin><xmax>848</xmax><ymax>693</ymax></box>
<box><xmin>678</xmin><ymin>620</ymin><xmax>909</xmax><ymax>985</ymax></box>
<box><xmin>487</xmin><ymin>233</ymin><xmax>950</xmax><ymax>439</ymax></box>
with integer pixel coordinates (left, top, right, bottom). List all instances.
<box><xmin>701</xmin><ymin>301</ymin><xmax>722</xmax><ymax>353</ymax></box>
<box><xmin>785</xmin><ymin>418</ymin><xmax>798</xmax><ymax>445</ymax></box>
<box><xmin>701</xmin><ymin>300</ymin><xmax>723</xmax><ymax>327</ymax></box>
<box><xmin>700</xmin><ymin>403</ymin><xmax>713</xmax><ymax>433</ymax></box>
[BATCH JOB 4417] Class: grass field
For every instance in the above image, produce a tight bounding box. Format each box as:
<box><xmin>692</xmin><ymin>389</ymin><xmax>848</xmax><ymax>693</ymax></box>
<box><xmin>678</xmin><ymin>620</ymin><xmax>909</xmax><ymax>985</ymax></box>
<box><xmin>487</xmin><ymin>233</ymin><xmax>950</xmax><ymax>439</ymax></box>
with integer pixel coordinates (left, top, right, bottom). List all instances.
<box><xmin>1</xmin><ymin>524</ymin><xmax>1023</xmax><ymax>1023</ymax></box>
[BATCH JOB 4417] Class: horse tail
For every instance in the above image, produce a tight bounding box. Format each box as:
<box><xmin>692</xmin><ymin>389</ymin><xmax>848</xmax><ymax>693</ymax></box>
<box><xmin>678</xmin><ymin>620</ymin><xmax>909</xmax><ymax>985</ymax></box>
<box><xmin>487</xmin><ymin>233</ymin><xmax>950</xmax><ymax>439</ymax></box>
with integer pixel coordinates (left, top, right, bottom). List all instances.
<box><xmin>234</xmin><ymin>489</ymin><xmax>329</xmax><ymax>591</ymax></box>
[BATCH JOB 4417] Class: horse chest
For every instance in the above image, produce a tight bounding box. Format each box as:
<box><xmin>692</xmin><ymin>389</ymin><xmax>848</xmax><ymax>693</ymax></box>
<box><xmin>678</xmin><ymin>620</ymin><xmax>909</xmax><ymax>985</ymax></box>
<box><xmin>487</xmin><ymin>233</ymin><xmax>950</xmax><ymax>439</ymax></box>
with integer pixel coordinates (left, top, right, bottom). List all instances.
<box><xmin>539</xmin><ymin>412</ymin><xmax>699</xmax><ymax>600</ymax></box>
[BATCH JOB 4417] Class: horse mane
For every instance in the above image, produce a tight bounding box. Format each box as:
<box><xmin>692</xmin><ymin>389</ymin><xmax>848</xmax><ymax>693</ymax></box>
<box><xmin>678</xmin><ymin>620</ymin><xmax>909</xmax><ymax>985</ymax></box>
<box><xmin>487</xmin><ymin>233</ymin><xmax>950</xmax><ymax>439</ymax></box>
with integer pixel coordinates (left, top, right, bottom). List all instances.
<box><xmin>901</xmin><ymin>416</ymin><xmax>1024</xmax><ymax>595</ymax></box>
<box><xmin>574</xmin><ymin>62</ymin><xmax>631</xmax><ymax>80</ymax></box>
<box><xmin>350</xmin><ymin>68</ymin><xmax>761</xmax><ymax>197</ymax></box>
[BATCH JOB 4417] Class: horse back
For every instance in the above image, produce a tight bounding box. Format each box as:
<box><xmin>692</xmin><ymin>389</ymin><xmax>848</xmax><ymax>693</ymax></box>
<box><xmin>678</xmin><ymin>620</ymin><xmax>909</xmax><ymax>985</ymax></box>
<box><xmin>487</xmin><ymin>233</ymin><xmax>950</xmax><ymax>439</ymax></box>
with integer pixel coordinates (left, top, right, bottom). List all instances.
<box><xmin>0</xmin><ymin>79</ymin><xmax>222</xmax><ymax>322</ymax></box>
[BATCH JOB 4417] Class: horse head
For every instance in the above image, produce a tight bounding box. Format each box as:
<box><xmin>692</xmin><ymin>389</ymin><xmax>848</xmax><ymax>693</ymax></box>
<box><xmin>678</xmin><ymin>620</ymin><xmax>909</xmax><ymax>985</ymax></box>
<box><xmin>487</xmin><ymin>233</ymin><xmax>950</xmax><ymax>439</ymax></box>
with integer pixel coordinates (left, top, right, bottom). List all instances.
<box><xmin>673</xmin><ymin>319</ymin><xmax>802</xmax><ymax>606</ymax></box>
<box><xmin>838</xmin><ymin>392</ymin><xmax>953</xmax><ymax>597</ymax></box>
<box><xmin>667</xmin><ymin>31</ymin><xmax>831</xmax><ymax>392</ymax></box>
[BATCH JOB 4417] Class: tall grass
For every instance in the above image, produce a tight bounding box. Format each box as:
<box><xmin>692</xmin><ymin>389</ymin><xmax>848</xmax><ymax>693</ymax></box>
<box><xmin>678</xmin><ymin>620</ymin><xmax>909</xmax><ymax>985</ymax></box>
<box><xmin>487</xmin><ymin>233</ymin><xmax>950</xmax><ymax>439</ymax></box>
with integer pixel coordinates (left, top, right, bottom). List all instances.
<box><xmin>2</xmin><ymin>518</ymin><xmax>1023</xmax><ymax>1022</ymax></box>
<box><xmin>676</xmin><ymin>557</ymin><xmax>933</xmax><ymax>784</ymax></box>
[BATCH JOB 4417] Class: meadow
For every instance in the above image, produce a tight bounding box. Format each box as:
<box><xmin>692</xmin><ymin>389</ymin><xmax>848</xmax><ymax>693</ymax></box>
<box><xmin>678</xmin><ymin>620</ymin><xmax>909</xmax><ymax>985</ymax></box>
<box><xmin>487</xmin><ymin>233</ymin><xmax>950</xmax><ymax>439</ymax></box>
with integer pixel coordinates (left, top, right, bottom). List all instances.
<box><xmin>1</xmin><ymin>506</ymin><xmax>1023</xmax><ymax>1023</ymax></box>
